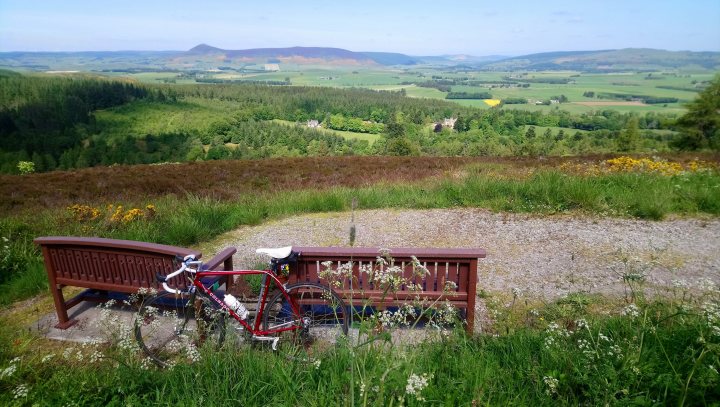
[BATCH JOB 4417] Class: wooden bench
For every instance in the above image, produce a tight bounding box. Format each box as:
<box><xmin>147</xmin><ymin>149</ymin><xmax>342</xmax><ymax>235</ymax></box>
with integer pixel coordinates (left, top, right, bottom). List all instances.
<box><xmin>290</xmin><ymin>247</ymin><xmax>486</xmax><ymax>334</ymax></box>
<box><xmin>34</xmin><ymin>236</ymin><xmax>237</xmax><ymax>329</ymax></box>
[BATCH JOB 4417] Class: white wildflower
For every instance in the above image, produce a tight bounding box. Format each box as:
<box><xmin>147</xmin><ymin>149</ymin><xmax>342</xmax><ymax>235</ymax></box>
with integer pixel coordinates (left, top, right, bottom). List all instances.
<box><xmin>140</xmin><ymin>357</ymin><xmax>153</xmax><ymax>370</ymax></box>
<box><xmin>672</xmin><ymin>279</ymin><xmax>690</xmax><ymax>289</ymax></box>
<box><xmin>1</xmin><ymin>363</ymin><xmax>17</xmax><ymax>379</ymax></box>
<box><xmin>62</xmin><ymin>347</ymin><xmax>75</xmax><ymax>360</ymax></box>
<box><xmin>313</xmin><ymin>359</ymin><xmax>321</xmax><ymax>370</ymax></box>
<box><xmin>511</xmin><ymin>287</ymin><xmax>523</xmax><ymax>298</ymax></box>
<box><xmin>443</xmin><ymin>280</ymin><xmax>458</xmax><ymax>293</ymax></box>
<box><xmin>41</xmin><ymin>354</ymin><xmax>55</xmax><ymax>363</ymax></box>
<box><xmin>622</xmin><ymin>304</ymin><xmax>640</xmax><ymax>318</ymax></box>
<box><xmin>696</xmin><ymin>278</ymin><xmax>717</xmax><ymax>292</ymax></box>
<box><xmin>406</xmin><ymin>373</ymin><xmax>433</xmax><ymax>401</ymax></box>
<box><xmin>90</xmin><ymin>350</ymin><xmax>104</xmax><ymax>363</ymax></box>
<box><xmin>12</xmin><ymin>383</ymin><xmax>29</xmax><ymax>399</ymax></box>
<box><xmin>186</xmin><ymin>343</ymin><xmax>201</xmax><ymax>363</ymax></box>
<box><xmin>543</xmin><ymin>376</ymin><xmax>559</xmax><ymax>395</ymax></box>
<box><xmin>711</xmin><ymin>325</ymin><xmax>720</xmax><ymax>338</ymax></box>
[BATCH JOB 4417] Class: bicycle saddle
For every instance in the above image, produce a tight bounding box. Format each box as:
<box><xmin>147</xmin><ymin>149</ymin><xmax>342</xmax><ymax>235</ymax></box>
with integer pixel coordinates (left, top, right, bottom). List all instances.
<box><xmin>256</xmin><ymin>246</ymin><xmax>293</xmax><ymax>260</ymax></box>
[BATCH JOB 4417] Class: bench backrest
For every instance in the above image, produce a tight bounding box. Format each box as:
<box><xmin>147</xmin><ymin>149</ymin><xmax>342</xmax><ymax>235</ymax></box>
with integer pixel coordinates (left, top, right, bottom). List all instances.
<box><xmin>290</xmin><ymin>247</ymin><xmax>485</xmax><ymax>302</ymax></box>
<box><xmin>34</xmin><ymin>236</ymin><xmax>200</xmax><ymax>293</ymax></box>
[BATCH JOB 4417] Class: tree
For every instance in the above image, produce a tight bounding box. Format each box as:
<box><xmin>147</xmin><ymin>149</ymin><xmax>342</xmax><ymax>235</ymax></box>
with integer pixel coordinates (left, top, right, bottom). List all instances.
<box><xmin>525</xmin><ymin>126</ymin><xmax>536</xmax><ymax>139</ymax></box>
<box><xmin>617</xmin><ymin>116</ymin><xmax>641</xmax><ymax>152</ymax></box>
<box><xmin>386</xmin><ymin>137</ymin><xmax>419</xmax><ymax>156</ymax></box>
<box><xmin>386</xmin><ymin>122</ymin><xmax>405</xmax><ymax>139</ymax></box>
<box><xmin>675</xmin><ymin>75</ymin><xmax>720</xmax><ymax>150</ymax></box>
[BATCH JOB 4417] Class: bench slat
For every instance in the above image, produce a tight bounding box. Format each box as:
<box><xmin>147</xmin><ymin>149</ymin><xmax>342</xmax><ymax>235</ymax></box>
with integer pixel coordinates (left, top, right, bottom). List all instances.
<box><xmin>290</xmin><ymin>246</ymin><xmax>485</xmax><ymax>334</ymax></box>
<box><xmin>35</xmin><ymin>236</ymin><xmax>235</xmax><ymax>330</ymax></box>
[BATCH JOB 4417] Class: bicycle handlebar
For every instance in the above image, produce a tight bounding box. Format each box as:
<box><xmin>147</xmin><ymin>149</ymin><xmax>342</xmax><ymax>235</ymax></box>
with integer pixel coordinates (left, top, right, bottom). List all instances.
<box><xmin>159</xmin><ymin>254</ymin><xmax>203</xmax><ymax>294</ymax></box>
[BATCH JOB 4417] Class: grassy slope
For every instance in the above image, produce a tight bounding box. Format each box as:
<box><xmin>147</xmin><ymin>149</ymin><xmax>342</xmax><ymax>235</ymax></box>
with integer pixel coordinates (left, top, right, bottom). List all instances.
<box><xmin>94</xmin><ymin>97</ymin><xmax>234</xmax><ymax>137</ymax></box>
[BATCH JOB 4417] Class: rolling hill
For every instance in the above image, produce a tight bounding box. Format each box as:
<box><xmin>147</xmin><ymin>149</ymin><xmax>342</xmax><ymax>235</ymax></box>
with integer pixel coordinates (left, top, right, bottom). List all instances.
<box><xmin>482</xmin><ymin>48</ymin><xmax>720</xmax><ymax>71</ymax></box>
<box><xmin>0</xmin><ymin>46</ymin><xmax>718</xmax><ymax>72</ymax></box>
<box><xmin>183</xmin><ymin>44</ymin><xmax>419</xmax><ymax>66</ymax></box>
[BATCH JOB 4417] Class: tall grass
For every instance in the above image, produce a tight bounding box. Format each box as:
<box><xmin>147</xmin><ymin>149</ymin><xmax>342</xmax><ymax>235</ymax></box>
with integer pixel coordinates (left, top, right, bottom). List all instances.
<box><xmin>1</xmin><ymin>296</ymin><xmax>717</xmax><ymax>405</ymax></box>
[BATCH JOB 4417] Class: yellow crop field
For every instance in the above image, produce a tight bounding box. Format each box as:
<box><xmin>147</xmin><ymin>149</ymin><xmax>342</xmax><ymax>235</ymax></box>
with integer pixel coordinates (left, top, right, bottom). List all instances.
<box><xmin>484</xmin><ymin>99</ymin><xmax>501</xmax><ymax>107</ymax></box>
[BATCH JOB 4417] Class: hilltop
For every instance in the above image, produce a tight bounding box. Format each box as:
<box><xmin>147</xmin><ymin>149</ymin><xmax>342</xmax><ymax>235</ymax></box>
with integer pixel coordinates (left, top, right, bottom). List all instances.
<box><xmin>483</xmin><ymin>48</ymin><xmax>720</xmax><ymax>71</ymax></box>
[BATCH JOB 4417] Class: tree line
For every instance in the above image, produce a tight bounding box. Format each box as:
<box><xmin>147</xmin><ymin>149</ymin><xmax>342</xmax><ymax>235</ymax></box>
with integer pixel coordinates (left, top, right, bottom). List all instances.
<box><xmin>0</xmin><ymin>71</ymin><xmax>717</xmax><ymax>174</ymax></box>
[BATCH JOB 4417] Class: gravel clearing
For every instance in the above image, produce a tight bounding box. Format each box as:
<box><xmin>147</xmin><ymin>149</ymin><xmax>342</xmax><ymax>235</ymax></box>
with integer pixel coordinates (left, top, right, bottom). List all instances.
<box><xmin>201</xmin><ymin>209</ymin><xmax>720</xmax><ymax>301</ymax></box>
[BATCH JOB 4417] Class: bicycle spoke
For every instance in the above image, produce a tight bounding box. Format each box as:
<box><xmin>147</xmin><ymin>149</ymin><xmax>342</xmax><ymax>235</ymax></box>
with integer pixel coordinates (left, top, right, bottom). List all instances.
<box><xmin>261</xmin><ymin>283</ymin><xmax>348</xmax><ymax>361</ymax></box>
<box><xmin>134</xmin><ymin>292</ymin><xmax>226</xmax><ymax>367</ymax></box>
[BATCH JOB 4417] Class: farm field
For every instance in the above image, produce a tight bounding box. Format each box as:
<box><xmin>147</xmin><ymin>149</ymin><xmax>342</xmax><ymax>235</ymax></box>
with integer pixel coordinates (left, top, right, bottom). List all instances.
<box><xmin>111</xmin><ymin>68</ymin><xmax>717</xmax><ymax>114</ymax></box>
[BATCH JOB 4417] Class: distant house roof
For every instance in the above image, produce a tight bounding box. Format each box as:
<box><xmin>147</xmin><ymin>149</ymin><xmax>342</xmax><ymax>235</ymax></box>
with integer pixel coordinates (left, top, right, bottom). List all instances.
<box><xmin>442</xmin><ymin>117</ymin><xmax>457</xmax><ymax>128</ymax></box>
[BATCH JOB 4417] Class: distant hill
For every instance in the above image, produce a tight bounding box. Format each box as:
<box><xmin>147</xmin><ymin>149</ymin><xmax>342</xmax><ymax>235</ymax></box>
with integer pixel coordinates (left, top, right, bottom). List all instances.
<box><xmin>183</xmin><ymin>45</ymin><xmax>420</xmax><ymax>66</ymax></box>
<box><xmin>483</xmin><ymin>48</ymin><xmax>720</xmax><ymax>71</ymax></box>
<box><xmin>0</xmin><ymin>46</ymin><xmax>718</xmax><ymax>72</ymax></box>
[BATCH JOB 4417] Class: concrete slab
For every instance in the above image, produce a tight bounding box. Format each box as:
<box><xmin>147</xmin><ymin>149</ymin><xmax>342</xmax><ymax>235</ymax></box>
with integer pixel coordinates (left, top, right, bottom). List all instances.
<box><xmin>33</xmin><ymin>299</ymin><xmax>447</xmax><ymax>348</ymax></box>
<box><xmin>33</xmin><ymin>301</ymin><xmax>136</xmax><ymax>344</ymax></box>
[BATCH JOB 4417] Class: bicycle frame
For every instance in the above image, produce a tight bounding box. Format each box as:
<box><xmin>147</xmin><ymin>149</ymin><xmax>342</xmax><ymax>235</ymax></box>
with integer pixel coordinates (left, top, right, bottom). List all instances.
<box><xmin>190</xmin><ymin>269</ymin><xmax>302</xmax><ymax>336</ymax></box>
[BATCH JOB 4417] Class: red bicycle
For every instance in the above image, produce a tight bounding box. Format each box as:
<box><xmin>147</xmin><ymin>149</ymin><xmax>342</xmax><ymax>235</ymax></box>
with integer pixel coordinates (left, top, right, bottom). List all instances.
<box><xmin>134</xmin><ymin>247</ymin><xmax>348</xmax><ymax>367</ymax></box>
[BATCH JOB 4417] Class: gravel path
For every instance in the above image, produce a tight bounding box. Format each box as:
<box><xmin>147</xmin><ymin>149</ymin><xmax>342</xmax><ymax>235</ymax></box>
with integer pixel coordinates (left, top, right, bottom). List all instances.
<box><xmin>200</xmin><ymin>209</ymin><xmax>720</xmax><ymax>300</ymax></box>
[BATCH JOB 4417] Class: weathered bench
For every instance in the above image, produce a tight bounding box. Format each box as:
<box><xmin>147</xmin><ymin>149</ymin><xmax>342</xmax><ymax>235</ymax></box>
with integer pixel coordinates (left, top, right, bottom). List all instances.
<box><xmin>290</xmin><ymin>247</ymin><xmax>485</xmax><ymax>334</ymax></box>
<box><xmin>34</xmin><ymin>236</ymin><xmax>236</xmax><ymax>329</ymax></box>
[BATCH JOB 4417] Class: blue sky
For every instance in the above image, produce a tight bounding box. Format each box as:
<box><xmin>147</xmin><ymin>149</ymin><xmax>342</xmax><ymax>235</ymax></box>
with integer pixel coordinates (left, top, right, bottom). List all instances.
<box><xmin>1</xmin><ymin>0</ymin><xmax>719</xmax><ymax>55</ymax></box>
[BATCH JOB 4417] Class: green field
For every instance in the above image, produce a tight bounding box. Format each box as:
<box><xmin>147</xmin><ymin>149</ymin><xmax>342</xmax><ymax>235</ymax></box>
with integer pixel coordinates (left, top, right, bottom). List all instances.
<box><xmin>114</xmin><ymin>67</ymin><xmax>715</xmax><ymax>115</ymax></box>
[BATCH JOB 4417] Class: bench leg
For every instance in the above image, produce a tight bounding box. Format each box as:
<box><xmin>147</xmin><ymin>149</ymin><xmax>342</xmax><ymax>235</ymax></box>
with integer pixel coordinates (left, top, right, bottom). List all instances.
<box><xmin>224</xmin><ymin>257</ymin><xmax>234</xmax><ymax>293</ymax></box>
<box><xmin>51</xmin><ymin>284</ymin><xmax>77</xmax><ymax>329</ymax></box>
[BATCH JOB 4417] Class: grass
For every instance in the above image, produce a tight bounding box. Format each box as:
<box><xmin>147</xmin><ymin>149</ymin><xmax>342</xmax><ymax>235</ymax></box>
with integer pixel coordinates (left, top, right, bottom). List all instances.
<box><xmin>0</xmin><ymin>291</ymin><xmax>717</xmax><ymax>405</ymax></box>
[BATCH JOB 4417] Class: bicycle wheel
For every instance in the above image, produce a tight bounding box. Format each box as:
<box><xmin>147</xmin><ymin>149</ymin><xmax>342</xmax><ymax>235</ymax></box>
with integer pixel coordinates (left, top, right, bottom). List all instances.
<box><xmin>134</xmin><ymin>291</ymin><xmax>226</xmax><ymax>367</ymax></box>
<box><xmin>262</xmin><ymin>283</ymin><xmax>348</xmax><ymax>359</ymax></box>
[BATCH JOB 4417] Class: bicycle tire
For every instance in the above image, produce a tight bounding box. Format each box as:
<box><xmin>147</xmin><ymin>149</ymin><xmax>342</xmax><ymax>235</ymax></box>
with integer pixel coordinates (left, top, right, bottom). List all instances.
<box><xmin>261</xmin><ymin>283</ymin><xmax>348</xmax><ymax>359</ymax></box>
<box><xmin>134</xmin><ymin>291</ymin><xmax>226</xmax><ymax>368</ymax></box>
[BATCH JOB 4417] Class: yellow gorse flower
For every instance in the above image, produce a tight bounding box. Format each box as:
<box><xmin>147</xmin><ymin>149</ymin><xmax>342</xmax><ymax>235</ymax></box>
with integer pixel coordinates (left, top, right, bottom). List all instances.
<box><xmin>67</xmin><ymin>204</ymin><xmax>101</xmax><ymax>221</ymax></box>
<box><xmin>68</xmin><ymin>203</ymin><xmax>157</xmax><ymax>224</ymax></box>
<box><xmin>560</xmin><ymin>157</ymin><xmax>716</xmax><ymax>177</ymax></box>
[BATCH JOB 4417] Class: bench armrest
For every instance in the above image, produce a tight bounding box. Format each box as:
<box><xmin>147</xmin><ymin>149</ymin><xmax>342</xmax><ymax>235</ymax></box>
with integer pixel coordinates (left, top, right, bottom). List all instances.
<box><xmin>201</xmin><ymin>247</ymin><xmax>237</xmax><ymax>271</ymax></box>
